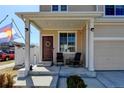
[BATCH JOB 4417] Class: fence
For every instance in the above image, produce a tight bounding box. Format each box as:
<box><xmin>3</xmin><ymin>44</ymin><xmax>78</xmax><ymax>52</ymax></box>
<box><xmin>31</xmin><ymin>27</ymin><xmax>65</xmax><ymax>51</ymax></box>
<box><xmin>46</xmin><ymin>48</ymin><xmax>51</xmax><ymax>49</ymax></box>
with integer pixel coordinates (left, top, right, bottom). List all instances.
<box><xmin>15</xmin><ymin>46</ymin><xmax>39</xmax><ymax>66</ymax></box>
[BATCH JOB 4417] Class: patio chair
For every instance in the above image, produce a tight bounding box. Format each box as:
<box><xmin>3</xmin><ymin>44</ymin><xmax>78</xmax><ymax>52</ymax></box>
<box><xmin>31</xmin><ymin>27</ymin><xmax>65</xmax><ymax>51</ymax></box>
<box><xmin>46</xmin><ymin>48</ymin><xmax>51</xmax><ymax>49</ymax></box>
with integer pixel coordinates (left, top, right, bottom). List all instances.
<box><xmin>56</xmin><ymin>52</ymin><xmax>64</xmax><ymax>66</ymax></box>
<box><xmin>69</xmin><ymin>52</ymin><xmax>81</xmax><ymax>66</ymax></box>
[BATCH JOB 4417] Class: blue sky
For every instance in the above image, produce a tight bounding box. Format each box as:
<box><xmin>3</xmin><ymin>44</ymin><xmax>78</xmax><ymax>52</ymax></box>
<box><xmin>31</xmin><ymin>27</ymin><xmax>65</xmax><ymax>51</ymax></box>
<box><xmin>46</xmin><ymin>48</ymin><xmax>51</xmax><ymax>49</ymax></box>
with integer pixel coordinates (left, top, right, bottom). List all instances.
<box><xmin>0</xmin><ymin>5</ymin><xmax>39</xmax><ymax>45</ymax></box>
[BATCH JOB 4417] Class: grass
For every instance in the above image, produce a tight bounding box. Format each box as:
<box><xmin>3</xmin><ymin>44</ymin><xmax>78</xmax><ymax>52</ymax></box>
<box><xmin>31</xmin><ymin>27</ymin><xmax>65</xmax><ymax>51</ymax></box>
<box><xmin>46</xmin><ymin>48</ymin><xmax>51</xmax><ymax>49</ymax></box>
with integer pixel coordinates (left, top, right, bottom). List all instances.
<box><xmin>0</xmin><ymin>67</ymin><xmax>17</xmax><ymax>77</ymax></box>
<box><xmin>0</xmin><ymin>60</ymin><xmax>14</xmax><ymax>66</ymax></box>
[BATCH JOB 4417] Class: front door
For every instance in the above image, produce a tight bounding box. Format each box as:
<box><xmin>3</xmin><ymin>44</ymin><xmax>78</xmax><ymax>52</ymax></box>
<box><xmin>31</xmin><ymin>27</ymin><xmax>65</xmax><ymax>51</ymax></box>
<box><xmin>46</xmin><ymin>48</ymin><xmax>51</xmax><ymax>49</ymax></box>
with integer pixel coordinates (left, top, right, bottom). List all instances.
<box><xmin>42</xmin><ymin>36</ymin><xmax>53</xmax><ymax>61</ymax></box>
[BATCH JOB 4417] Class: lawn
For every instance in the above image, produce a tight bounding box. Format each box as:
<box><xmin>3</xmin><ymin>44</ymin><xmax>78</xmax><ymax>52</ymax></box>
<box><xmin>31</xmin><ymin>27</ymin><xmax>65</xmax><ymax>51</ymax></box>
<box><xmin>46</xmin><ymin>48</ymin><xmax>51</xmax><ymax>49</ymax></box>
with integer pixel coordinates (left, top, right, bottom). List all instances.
<box><xmin>0</xmin><ymin>60</ymin><xmax>14</xmax><ymax>66</ymax></box>
<box><xmin>0</xmin><ymin>67</ymin><xmax>17</xmax><ymax>77</ymax></box>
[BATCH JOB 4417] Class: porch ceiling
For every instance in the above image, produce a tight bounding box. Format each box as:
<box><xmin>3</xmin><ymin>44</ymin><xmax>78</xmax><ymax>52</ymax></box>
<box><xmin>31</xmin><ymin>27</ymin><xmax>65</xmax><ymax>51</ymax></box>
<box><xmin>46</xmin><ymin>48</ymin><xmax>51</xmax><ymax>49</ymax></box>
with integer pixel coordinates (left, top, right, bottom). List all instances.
<box><xmin>31</xmin><ymin>20</ymin><xmax>86</xmax><ymax>30</ymax></box>
<box><xmin>16</xmin><ymin>12</ymin><xmax>103</xmax><ymax>30</ymax></box>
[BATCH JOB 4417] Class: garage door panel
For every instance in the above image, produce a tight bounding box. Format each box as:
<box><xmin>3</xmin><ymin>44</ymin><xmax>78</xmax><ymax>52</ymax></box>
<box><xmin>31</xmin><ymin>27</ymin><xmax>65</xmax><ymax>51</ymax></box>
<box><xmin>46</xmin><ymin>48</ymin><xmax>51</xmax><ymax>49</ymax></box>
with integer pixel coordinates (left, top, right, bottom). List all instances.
<box><xmin>95</xmin><ymin>41</ymin><xmax>124</xmax><ymax>70</ymax></box>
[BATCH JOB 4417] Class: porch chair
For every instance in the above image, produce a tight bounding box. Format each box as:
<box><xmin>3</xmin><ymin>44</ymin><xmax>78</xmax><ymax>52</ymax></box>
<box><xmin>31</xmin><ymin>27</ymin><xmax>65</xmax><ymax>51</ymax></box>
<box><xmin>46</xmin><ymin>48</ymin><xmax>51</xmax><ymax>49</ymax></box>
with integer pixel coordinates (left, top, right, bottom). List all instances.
<box><xmin>69</xmin><ymin>52</ymin><xmax>81</xmax><ymax>66</ymax></box>
<box><xmin>56</xmin><ymin>52</ymin><xmax>64</xmax><ymax>66</ymax></box>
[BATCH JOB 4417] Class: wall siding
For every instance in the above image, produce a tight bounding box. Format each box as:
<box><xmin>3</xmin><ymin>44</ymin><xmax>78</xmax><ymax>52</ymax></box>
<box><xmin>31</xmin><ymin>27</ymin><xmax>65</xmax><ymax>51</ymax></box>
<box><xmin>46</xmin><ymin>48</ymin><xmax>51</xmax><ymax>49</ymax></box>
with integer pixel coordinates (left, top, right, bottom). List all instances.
<box><xmin>40</xmin><ymin>5</ymin><xmax>97</xmax><ymax>12</ymax></box>
<box><xmin>68</xmin><ymin>5</ymin><xmax>96</xmax><ymax>11</ymax></box>
<box><xmin>95</xmin><ymin>25</ymin><xmax>124</xmax><ymax>37</ymax></box>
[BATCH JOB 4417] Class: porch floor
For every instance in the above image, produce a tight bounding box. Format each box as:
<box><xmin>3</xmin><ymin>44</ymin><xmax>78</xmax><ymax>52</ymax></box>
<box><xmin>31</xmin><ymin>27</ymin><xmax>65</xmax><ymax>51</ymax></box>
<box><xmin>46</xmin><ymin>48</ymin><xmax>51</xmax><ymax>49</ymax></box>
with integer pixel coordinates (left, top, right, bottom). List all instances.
<box><xmin>14</xmin><ymin>65</ymin><xmax>96</xmax><ymax>88</ymax></box>
<box><xmin>30</xmin><ymin>65</ymin><xmax>96</xmax><ymax>77</ymax></box>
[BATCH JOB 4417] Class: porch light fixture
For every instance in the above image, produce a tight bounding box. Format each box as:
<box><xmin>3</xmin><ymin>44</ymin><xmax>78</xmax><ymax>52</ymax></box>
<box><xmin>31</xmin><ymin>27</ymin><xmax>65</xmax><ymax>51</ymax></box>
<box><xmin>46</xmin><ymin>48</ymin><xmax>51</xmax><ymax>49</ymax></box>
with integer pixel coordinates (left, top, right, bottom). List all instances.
<box><xmin>25</xmin><ymin>28</ymin><xmax>29</xmax><ymax>31</ymax></box>
<box><xmin>90</xmin><ymin>28</ymin><xmax>94</xmax><ymax>31</ymax></box>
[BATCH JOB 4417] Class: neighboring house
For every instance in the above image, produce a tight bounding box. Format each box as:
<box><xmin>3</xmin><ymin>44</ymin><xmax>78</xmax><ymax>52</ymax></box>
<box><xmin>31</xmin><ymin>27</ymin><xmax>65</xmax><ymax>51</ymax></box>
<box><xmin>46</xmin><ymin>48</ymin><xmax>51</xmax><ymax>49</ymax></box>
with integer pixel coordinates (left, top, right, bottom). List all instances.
<box><xmin>16</xmin><ymin>5</ymin><xmax>124</xmax><ymax>73</ymax></box>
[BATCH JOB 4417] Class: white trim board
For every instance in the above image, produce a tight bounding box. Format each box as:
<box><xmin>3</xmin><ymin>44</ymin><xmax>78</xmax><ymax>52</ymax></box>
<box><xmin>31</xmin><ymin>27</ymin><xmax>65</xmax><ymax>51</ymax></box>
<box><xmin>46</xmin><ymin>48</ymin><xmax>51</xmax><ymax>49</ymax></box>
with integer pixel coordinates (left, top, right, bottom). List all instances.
<box><xmin>94</xmin><ymin>37</ymin><xmax>124</xmax><ymax>41</ymax></box>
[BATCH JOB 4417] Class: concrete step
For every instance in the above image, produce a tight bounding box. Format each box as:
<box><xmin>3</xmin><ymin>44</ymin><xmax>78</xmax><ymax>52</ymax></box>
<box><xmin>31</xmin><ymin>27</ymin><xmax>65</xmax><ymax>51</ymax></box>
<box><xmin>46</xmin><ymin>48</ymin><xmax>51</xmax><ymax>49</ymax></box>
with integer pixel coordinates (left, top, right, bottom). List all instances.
<box><xmin>59</xmin><ymin>67</ymin><xmax>96</xmax><ymax>78</ymax></box>
<box><xmin>14</xmin><ymin>75</ymin><xmax>59</xmax><ymax>88</ymax></box>
<box><xmin>29</xmin><ymin>66</ymin><xmax>60</xmax><ymax>76</ymax></box>
<box><xmin>29</xmin><ymin>71</ymin><xmax>59</xmax><ymax>76</ymax></box>
<box><xmin>37</xmin><ymin>62</ymin><xmax>52</xmax><ymax>67</ymax></box>
<box><xmin>59</xmin><ymin>71</ymin><xmax>96</xmax><ymax>78</ymax></box>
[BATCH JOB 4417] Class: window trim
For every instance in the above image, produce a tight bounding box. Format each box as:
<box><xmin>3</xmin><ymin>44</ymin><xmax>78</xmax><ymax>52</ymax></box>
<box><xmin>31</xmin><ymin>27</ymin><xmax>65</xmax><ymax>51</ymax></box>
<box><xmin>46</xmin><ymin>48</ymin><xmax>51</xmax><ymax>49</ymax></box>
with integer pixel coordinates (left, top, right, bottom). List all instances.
<box><xmin>104</xmin><ymin>5</ymin><xmax>124</xmax><ymax>17</ymax></box>
<box><xmin>51</xmin><ymin>5</ymin><xmax>68</xmax><ymax>12</ymax></box>
<box><xmin>58</xmin><ymin>31</ymin><xmax>77</xmax><ymax>53</ymax></box>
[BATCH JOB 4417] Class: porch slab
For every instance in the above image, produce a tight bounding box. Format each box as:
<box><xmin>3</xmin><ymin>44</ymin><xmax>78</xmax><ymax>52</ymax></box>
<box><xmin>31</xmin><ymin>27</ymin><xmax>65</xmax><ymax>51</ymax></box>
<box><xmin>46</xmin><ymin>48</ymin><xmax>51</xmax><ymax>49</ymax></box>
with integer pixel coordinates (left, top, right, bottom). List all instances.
<box><xmin>59</xmin><ymin>66</ymin><xmax>96</xmax><ymax>77</ymax></box>
<box><xmin>14</xmin><ymin>75</ymin><xmax>58</xmax><ymax>88</ymax></box>
<box><xmin>29</xmin><ymin>66</ymin><xmax>60</xmax><ymax>76</ymax></box>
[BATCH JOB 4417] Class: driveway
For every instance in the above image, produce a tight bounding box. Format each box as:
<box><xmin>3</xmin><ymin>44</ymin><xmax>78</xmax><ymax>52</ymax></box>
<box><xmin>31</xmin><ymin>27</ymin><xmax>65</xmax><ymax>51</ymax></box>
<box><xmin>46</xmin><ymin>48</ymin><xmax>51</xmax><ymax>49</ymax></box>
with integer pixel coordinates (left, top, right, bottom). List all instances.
<box><xmin>96</xmin><ymin>71</ymin><xmax>124</xmax><ymax>88</ymax></box>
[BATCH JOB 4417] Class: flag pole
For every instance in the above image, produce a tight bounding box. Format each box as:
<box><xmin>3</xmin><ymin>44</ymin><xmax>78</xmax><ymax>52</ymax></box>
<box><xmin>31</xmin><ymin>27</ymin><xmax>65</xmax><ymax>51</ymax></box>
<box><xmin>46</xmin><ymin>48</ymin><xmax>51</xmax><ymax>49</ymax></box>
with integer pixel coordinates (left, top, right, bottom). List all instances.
<box><xmin>11</xmin><ymin>18</ymin><xmax>25</xmax><ymax>42</ymax></box>
<box><xmin>0</xmin><ymin>15</ymin><xmax>9</xmax><ymax>24</ymax></box>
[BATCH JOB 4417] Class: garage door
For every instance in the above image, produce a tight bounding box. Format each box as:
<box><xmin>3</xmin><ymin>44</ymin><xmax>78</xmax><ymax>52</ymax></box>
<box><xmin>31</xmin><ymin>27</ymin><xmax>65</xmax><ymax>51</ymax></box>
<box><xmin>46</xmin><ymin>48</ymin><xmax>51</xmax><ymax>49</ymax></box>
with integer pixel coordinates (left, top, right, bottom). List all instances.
<box><xmin>94</xmin><ymin>41</ymin><xmax>124</xmax><ymax>70</ymax></box>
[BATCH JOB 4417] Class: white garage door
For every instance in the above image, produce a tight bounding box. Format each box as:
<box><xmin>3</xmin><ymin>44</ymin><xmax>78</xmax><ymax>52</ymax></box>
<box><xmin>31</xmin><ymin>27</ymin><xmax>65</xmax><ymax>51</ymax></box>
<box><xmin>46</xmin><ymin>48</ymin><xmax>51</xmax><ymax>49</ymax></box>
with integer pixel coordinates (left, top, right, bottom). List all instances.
<box><xmin>94</xmin><ymin>41</ymin><xmax>124</xmax><ymax>70</ymax></box>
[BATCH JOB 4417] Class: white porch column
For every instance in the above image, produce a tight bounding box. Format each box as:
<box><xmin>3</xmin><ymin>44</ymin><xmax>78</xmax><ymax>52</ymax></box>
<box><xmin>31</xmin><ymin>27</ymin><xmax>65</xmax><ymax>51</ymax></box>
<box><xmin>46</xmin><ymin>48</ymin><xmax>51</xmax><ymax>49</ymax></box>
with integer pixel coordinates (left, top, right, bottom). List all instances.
<box><xmin>88</xmin><ymin>18</ymin><xmax>95</xmax><ymax>71</ymax></box>
<box><xmin>39</xmin><ymin>30</ymin><xmax>42</xmax><ymax>63</ymax></box>
<box><xmin>85</xmin><ymin>23</ymin><xmax>89</xmax><ymax>68</ymax></box>
<box><xmin>25</xmin><ymin>20</ymin><xmax>30</xmax><ymax>71</ymax></box>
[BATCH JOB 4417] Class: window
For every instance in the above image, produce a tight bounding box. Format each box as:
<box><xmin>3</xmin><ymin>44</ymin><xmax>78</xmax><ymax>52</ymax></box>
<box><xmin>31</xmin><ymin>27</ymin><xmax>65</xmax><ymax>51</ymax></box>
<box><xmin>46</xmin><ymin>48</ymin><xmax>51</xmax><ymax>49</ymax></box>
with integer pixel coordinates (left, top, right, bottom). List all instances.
<box><xmin>61</xmin><ymin>5</ymin><xmax>67</xmax><ymax>11</ymax></box>
<box><xmin>105</xmin><ymin>5</ymin><xmax>124</xmax><ymax>16</ymax></box>
<box><xmin>105</xmin><ymin>5</ymin><xmax>114</xmax><ymax>15</ymax></box>
<box><xmin>59</xmin><ymin>32</ymin><xmax>76</xmax><ymax>52</ymax></box>
<box><xmin>52</xmin><ymin>5</ymin><xmax>67</xmax><ymax>12</ymax></box>
<box><xmin>116</xmin><ymin>5</ymin><xmax>124</xmax><ymax>15</ymax></box>
<box><xmin>52</xmin><ymin>5</ymin><xmax>59</xmax><ymax>11</ymax></box>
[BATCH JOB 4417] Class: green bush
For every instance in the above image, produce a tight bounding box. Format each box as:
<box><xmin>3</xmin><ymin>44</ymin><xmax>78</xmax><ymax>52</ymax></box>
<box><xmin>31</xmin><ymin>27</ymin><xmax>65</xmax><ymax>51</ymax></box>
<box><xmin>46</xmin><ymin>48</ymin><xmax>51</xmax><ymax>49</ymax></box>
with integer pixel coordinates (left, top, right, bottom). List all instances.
<box><xmin>67</xmin><ymin>75</ymin><xmax>87</xmax><ymax>88</ymax></box>
<box><xmin>0</xmin><ymin>73</ymin><xmax>14</xmax><ymax>88</ymax></box>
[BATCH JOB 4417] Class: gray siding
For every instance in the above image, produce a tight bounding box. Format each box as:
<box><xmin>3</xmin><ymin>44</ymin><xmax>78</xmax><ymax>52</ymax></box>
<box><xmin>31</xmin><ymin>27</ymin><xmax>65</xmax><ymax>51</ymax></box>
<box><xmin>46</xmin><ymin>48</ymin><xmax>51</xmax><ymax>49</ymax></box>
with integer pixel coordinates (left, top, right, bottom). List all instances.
<box><xmin>40</xmin><ymin>5</ymin><xmax>51</xmax><ymax>12</ymax></box>
<box><xmin>68</xmin><ymin>5</ymin><xmax>96</xmax><ymax>11</ymax></box>
<box><xmin>95</xmin><ymin>25</ymin><xmax>124</xmax><ymax>37</ymax></box>
<box><xmin>40</xmin><ymin>5</ymin><xmax>97</xmax><ymax>12</ymax></box>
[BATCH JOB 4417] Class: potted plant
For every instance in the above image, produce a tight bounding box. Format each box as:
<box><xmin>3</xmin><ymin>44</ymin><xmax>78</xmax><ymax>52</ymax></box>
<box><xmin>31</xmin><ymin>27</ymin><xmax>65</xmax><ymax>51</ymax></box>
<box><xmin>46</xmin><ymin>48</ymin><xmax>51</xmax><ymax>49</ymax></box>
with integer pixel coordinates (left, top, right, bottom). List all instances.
<box><xmin>67</xmin><ymin>75</ymin><xmax>87</xmax><ymax>88</ymax></box>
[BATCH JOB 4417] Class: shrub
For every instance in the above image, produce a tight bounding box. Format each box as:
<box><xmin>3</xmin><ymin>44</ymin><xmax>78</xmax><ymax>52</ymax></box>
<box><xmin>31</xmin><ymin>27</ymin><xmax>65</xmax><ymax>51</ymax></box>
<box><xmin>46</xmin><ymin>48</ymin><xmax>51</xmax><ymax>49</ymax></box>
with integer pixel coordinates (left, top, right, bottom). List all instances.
<box><xmin>0</xmin><ymin>73</ymin><xmax>14</xmax><ymax>88</ymax></box>
<box><xmin>67</xmin><ymin>75</ymin><xmax>87</xmax><ymax>88</ymax></box>
<box><xmin>5</xmin><ymin>73</ymin><xmax>14</xmax><ymax>88</ymax></box>
<box><xmin>0</xmin><ymin>74</ymin><xmax>6</xmax><ymax>88</ymax></box>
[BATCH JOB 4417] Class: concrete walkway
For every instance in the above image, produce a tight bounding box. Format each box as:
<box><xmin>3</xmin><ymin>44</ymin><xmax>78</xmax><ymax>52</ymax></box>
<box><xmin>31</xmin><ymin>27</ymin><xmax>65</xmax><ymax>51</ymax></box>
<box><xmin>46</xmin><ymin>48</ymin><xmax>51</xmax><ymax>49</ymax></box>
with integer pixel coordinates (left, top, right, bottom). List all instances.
<box><xmin>0</xmin><ymin>63</ymin><xmax>15</xmax><ymax>70</ymax></box>
<box><xmin>96</xmin><ymin>71</ymin><xmax>124</xmax><ymax>88</ymax></box>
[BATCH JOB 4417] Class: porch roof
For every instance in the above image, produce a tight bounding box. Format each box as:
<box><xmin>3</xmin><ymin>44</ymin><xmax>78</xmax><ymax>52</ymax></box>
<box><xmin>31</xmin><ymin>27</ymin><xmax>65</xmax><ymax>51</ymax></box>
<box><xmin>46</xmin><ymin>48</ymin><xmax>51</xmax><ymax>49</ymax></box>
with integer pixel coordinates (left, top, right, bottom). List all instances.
<box><xmin>16</xmin><ymin>12</ymin><xmax>103</xmax><ymax>31</ymax></box>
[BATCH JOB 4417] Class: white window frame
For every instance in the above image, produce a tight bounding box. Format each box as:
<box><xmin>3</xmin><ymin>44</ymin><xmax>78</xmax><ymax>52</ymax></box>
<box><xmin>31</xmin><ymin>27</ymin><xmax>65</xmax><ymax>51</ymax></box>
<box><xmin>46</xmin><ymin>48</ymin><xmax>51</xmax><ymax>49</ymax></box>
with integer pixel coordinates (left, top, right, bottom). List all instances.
<box><xmin>58</xmin><ymin>31</ymin><xmax>77</xmax><ymax>53</ymax></box>
<box><xmin>51</xmin><ymin>5</ymin><xmax>68</xmax><ymax>12</ymax></box>
<box><xmin>104</xmin><ymin>5</ymin><xmax>124</xmax><ymax>17</ymax></box>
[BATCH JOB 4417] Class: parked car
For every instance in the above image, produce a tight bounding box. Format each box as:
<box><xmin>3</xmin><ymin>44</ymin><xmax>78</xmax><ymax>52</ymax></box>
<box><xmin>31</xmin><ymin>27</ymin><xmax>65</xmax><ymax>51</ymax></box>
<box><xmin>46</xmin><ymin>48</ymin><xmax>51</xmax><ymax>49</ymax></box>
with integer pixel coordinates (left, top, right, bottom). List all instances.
<box><xmin>0</xmin><ymin>51</ymin><xmax>9</xmax><ymax>61</ymax></box>
<box><xmin>8</xmin><ymin>50</ymin><xmax>15</xmax><ymax>60</ymax></box>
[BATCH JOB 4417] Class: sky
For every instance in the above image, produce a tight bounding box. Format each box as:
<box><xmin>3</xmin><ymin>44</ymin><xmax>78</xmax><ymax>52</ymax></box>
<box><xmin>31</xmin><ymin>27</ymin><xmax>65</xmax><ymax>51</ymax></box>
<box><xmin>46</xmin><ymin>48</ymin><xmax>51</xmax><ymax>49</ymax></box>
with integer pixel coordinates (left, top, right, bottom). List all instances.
<box><xmin>0</xmin><ymin>5</ymin><xmax>40</xmax><ymax>45</ymax></box>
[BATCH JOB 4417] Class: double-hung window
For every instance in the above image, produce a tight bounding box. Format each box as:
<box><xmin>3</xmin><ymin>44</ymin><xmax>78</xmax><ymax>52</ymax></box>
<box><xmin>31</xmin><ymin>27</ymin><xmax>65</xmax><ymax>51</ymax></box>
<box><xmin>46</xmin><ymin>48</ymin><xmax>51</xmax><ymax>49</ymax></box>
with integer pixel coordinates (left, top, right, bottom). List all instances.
<box><xmin>52</xmin><ymin>5</ymin><xmax>67</xmax><ymax>12</ymax></box>
<box><xmin>59</xmin><ymin>32</ymin><xmax>76</xmax><ymax>52</ymax></box>
<box><xmin>105</xmin><ymin>5</ymin><xmax>124</xmax><ymax>16</ymax></box>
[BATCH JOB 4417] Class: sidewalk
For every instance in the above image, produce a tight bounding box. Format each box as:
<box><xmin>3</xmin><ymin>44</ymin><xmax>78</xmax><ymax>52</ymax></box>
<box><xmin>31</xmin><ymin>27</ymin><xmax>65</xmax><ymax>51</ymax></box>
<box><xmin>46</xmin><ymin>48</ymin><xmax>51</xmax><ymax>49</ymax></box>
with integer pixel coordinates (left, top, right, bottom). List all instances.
<box><xmin>0</xmin><ymin>63</ymin><xmax>15</xmax><ymax>70</ymax></box>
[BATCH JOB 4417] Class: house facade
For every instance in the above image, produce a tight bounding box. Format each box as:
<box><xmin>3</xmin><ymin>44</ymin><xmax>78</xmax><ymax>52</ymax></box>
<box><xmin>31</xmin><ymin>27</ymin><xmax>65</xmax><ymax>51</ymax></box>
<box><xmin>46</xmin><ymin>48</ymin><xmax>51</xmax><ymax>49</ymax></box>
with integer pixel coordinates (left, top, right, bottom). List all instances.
<box><xmin>16</xmin><ymin>5</ymin><xmax>124</xmax><ymax>74</ymax></box>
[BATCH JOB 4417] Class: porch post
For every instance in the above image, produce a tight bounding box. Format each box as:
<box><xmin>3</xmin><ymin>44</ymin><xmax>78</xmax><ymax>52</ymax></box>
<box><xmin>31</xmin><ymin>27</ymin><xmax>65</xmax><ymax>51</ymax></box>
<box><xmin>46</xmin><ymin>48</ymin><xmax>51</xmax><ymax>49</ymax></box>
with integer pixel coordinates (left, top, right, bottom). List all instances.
<box><xmin>39</xmin><ymin>30</ymin><xmax>42</xmax><ymax>63</ymax></box>
<box><xmin>85</xmin><ymin>23</ymin><xmax>89</xmax><ymax>68</ymax></box>
<box><xmin>25</xmin><ymin>20</ymin><xmax>30</xmax><ymax>71</ymax></box>
<box><xmin>88</xmin><ymin>18</ymin><xmax>95</xmax><ymax>71</ymax></box>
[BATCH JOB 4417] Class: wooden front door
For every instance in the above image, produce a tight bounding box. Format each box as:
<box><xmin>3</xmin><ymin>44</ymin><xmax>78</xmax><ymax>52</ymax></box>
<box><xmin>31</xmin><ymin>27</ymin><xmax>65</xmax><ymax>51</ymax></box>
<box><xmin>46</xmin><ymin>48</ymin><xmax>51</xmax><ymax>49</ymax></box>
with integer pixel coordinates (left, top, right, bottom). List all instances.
<box><xmin>42</xmin><ymin>36</ymin><xmax>53</xmax><ymax>61</ymax></box>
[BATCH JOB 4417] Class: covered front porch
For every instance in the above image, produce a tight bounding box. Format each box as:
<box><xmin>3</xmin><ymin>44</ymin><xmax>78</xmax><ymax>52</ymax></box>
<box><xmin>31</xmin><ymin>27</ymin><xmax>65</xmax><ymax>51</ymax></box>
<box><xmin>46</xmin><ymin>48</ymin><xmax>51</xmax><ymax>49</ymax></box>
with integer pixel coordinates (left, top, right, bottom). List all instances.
<box><xmin>16</xmin><ymin>12</ymin><xmax>102</xmax><ymax>78</ymax></box>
